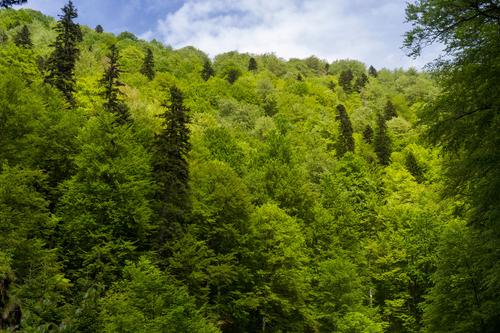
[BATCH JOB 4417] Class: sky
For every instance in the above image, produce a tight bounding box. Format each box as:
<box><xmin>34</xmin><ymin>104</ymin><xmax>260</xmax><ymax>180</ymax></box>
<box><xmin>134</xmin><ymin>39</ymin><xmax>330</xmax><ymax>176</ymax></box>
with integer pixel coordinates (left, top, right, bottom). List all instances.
<box><xmin>19</xmin><ymin>0</ymin><xmax>441</xmax><ymax>69</ymax></box>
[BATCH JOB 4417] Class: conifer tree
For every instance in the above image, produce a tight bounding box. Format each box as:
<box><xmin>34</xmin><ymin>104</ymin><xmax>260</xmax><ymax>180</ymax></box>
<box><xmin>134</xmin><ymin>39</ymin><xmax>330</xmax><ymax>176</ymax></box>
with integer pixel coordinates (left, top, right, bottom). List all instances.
<box><xmin>100</xmin><ymin>44</ymin><xmax>130</xmax><ymax>124</ymax></box>
<box><xmin>248</xmin><ymin>57</ymin><xmax>257</xmax><ymax>71</ymax></box>
<box><xmin>201</xmin><ymin>59</ymin><xmax>214</xmax><ymax>81</ymax></box>
<box><xmin>368</xmin><ymin>65</ymin><xmax>378</xmax><ymax>77</ymax></box>
<box><xmin>374</xmin><ymin>113</ymin><xmax>391</xmax><ymax>165</ymax></box>
<box><xmin>363</xmin><ymin>125</ymin><xmax>373</xmax><ymax>143</ymax></box>
<box><xmin>45</xmin><ymin>1</ymin><xmax>82</xmax><ymax>105</ymax></box>
<box><xmin>384</xmin><ymin>99</ymin><xmax>397</xmax><ymax>119</ymax></box>
<box><xmin>226</xmin><ymin>68</ymin><xmax>240</xmax><ymax>84</ymax></box>
<box><xmin>153</xmin><ymin>86</ymin><xmax>191</xmax><ymax>246</ymax></box>
<box><xmin>95</xmin><ymin>24</ymin><xmax>103</xmax><ymax>33</ymax></box>
<box><xmin>0</xmin><ymin>0</ymin><xmax>27</xmax><ymax>8</ymax></box>
<box><xmin>13</xmin><ymin>25</ymin><xmax>32</xmax><ymax>49</ymax></box>
<box><xmin>339</xmin><ymin>69</ymin><xmax>354</xmax><ymax>93</ymax></box>
<box><xmin>140</xmin><ymin>48</ymin><xmax>155</xmax><ymax>80</ymax></box>
<box><xmin>405</xmin><ymin>152</ymin><xmax>425</xmax><ymax>183</ymax></box>
<box><xmin>354</xmin><ymin>73</ymin><xmax>368</xmax><ymax>92</ymax></box>
<box><xmin>328</xmin><ymin>80</ymin><xmax>336</xmax><ymax>92</ymax></box>
<box><xmin>335</xmin><ymin>104</ymin><xmax>355</xmax><ymax>157</ymax></box>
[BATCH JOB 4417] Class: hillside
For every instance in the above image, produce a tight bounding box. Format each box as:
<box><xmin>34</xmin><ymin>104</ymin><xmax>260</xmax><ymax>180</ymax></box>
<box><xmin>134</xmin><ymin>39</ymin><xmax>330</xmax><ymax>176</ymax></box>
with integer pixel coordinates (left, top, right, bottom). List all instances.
<box><xmin>0</xmin><ymin>4</ymin><xmax>499</xmax><ymax>333</ymax></box>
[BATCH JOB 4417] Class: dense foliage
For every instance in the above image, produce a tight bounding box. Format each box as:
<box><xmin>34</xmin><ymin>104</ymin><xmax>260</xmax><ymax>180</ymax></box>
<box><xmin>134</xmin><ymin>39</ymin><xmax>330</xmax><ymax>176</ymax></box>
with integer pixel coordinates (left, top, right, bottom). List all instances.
<box><xmin>405</xmin><ymin>1</ymin><xmax>500</xmax><ymax>332</ymax></box>
<box><xmin>0</xmin><ymin>1</ymin><xmax>498</xmax><ymax>332</ymax></box>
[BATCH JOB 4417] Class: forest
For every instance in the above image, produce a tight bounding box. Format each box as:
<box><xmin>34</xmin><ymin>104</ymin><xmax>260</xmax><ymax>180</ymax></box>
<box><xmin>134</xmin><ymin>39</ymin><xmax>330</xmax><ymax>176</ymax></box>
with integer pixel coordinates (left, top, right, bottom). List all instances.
<box><xmin>0</xmin><ymin>0</ymin><xmax>499</xmax><ymax>332</ymax></box>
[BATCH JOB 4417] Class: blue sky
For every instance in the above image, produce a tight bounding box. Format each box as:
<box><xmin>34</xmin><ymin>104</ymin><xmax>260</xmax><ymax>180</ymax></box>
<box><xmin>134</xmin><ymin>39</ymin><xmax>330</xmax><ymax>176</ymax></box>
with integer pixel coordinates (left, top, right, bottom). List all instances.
<box><xmin>19</xmin><ymin>0</ymin><xmax>440</xmax><ymax>69</ymax></box>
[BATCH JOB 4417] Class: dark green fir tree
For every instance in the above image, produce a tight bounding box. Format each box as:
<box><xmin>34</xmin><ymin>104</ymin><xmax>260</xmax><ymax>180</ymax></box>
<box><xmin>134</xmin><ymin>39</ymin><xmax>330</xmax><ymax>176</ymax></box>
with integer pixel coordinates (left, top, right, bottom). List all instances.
<box><xmin>374</xmin><ymin>113</ymin><xmax>391</xmax><ymax>165</ymax></box>
<box><xmin>335</xmin><ymin>104</ymin><xmax>355</xmax><ymax>157</ymax></box>
<box><xmin>226</xmin><ymin>68</ymin><xmax>241</xmax><ymax>84</ymax></box>
<box><xmin>45</xmin><ymin>0</ymin><xmax>82</xmax><ymax>105</ymax></box>
<box><xmin>201</xmin><ymin>59</ymin><xmax>214</xmax><ymax>81</ymax></box>
<box><xmin>363</xmin><ymin>124</ymin><xmax>373</xmax><ymax>144</ymax></box>
<box><xmin>405</xmin><ymin>152</ymin><xmax>425</xmax><ymax>183</ymax></box>
<box><xmin>368</xmin><ymin>65</ymin><xmax>378</xmax><ymax>77</ymax></box>
<box><xmin>13</xmin><ymin>25</ymin><xmax>32</xmax><ymax>49</ymax></box>
<box><xmin>100</xmin><ymin>44</ymin><xmax>130</xmax><ymax>124</ymax></box>
<box><xmin>152</xmin><ymin>86</ymin><xmax>191</xmax><ymax>247</ymax></box>
<box><xmin>248</xmin><ymin>57</ymin><xmax>257</xmax><ymax>71</ymax></box>
<box><xmin>328</xmin><ymin>80</ymin><xmax>336</xmax><ymax>92</ymax></box>
<box><xmin>140</xmin><ymin>48</ymin><xmax>155</xmax><ymax>80</ymax></box>
<box><xmin>354</xmin><ymin>73</ymin><xmax>368</xmax><ymax>92</ymax></box>
<box><xmin>384</xmin><ymin>99</ymin><xmax>397</xmax><ymax>120</ymax></box>
<box><xmin>339</xmin><ymin>69</ymin><xmax>354</xmax><ymax>93</ymax></box>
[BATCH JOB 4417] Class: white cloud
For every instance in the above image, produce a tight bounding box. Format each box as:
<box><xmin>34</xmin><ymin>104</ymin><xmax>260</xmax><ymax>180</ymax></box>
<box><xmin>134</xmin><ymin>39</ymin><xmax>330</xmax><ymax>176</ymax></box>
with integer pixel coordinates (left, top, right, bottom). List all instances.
<box><xmin>151</xmin><ymin>0</ymin><xmax>437</xmax><ymax>69</ymax></box>
<box><xmin>20</xmin><ymin>0</ymin><xmax>440</xmax><ymax>69</ymax></box>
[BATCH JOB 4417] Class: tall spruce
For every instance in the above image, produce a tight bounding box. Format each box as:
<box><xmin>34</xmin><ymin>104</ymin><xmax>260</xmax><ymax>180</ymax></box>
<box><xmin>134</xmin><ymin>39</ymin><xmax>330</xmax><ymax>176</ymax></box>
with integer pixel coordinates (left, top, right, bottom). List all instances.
<box><xmin>45</xmin><ymin>1</ymin><xmax>82</xmax><ymax>105</ymax></box>
<box><xmin>363</xmin><ymin>125</ymin><xmax>373</xmax><ymax>144</ymax></box>
<box><xmin>99</xmin><ymin>44</ymin><xmax>130</xmax><ymax>124</ymax></box>
<box><xmin>13</xmin><ymin>25</ymin><xmax>32</xmax><ymax>49</ymax></box>
<box><xmin>140</xmin><ymin>48</ymin><xmax>155</xmax><ymax>80</ymax></box>
<box><xmin>335</xmin><ymin>104</ymin><xmax>355</xmax><ymax>157</ymax></box>
<box><xmin>384</xmin><ymin>99</ymin><xmax>397</xmax><ymax>119</ymax></box>
<box><xmin>153</xmin><ymin>86</ymin><xmax>191</xmax><ymax>246</ymax></box>
<box><xmin>405</xmin><ymin>152</ymin><xmax>425</xmax><ymax>183</ymax></box>
<box><xmin>374</xmin><ymin>113</ymin><xmax>392</xmax><ymax>165</ymax></box>
<box><xmin>339</xmin><ymin>69</ymin><xmax>354</xmax><ymax>93</ymax></box>
<box><xmin>0</xmin><ymin>0</ymin><xmax>27</xmax><ymax>8</ymax></box>
<box><xmin>368</xmin><ymin>65</ymin><xmax>378</xmax><ymax>77</ymax></box>
<box><xmin>248</xmin><ymin>57</ymin><xmax>257</xmax><ymax>71</ymax></box>
<box><xmin>201</xmin><ymin>59</ymin><xmax>214</xmax><ymax>81</ymax></box>
<box><xmin>354</xmin><ymin>73</ymin><xmax>368</xmax><ymax>92</ymax></box>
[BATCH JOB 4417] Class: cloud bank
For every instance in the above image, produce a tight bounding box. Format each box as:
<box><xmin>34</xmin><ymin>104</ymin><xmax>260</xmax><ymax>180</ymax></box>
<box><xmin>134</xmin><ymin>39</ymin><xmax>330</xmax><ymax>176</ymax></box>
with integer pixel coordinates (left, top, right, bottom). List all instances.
<box><xmin>147</xmin><ymin>0</ymin><xmax>439</xmax><ymax>69</ymax></box>
<box><xmin>21</xmin><ymin>0</ymin><xmax>440</xmax><ymax>69</ymax></box>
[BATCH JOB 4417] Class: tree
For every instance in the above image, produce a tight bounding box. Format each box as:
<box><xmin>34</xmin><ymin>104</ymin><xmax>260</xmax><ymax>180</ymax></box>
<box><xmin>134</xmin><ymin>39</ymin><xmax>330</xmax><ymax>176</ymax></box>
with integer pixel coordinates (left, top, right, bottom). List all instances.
<box><xmin>45</xmin><ymin>0</ymin><xmax>82</xmax><ymax>105</ymax></box>
<box><xmin>188</xmin><ymin>160</ymin><xmax>253</xmax><ymax>328</ymax></box>
<box><xmin>422</xmin><ymin>220</ymin><xmax>486</xmax><ymax>333</ymax></box>
<box><xmin>384</xmin><ymin>99</ymin><xmax>397</xmax><ymax>120</ymax></box>
<box><xmin>368</xmin><ymin>65</ymin><xmax>378</xmax><ymax>77</ymax></box>
<box><xmin>100</xmin><ymin>257</ymin><xmax>219</xmax><ymax>333</ymax></box>
<box><xmin>58</xmin><ymin>112</ymin><xmax>153</xmax><ymax>287</ymax></box>
<box><xmin>0</xmin><ymin>166</ymin><xmax>69</xmax><ymax>331</ymax></box>
<box><xmin>226</xmin><ymin>68</ymin><xmax>241</xmax><ymax>84</ymax></box>
<box><xmin>201</xmin><ymin>59</ymin><xmax>214</xmax><ymax>81</ymax></box>
<box><xmin>100</xmin><ymin>44</ymin><xmax>130</xmax><ymax>124</ymax></box>
<box><xmin>13</xmin><ymin>25</ymin><xmax>32</xmax><ymax>49</ymax></box>
<box><xmin>405</xmin><ymin>1</ymin><xmax>500</xmax><ymax>330</ymax></box>
<box><xmin>314</xmin><ymin>257</ymin><xmax>383</xmax><ymax>332</ymax></box>
<box><xmin>363</xmin><ymin>125</ymin><xmax>373</xmax><ymax>144</ymax></box>
<box><xmin>248</xmin><ymin>57</ymin><xmax>257</xmax><ymax>71</ymax></box>
<box><xmin>354</xmin><ymin>73</ymin><xmax>368</xmax><ymax>92</ymax></box>
<box><xmin>328</xmin><ymin>80</ymin><xmax>336</xmax><ymax>92</ymax></box>
<box><xmin>241</xmin><ymin>204</ymin><xmax>311</xmax><ymax>332</ymax></box>
<box><xmin>95</xmin><ymin>24</ymin><xmax>103</xmax><ymax>33</ymax></box>
<box><xmin>0</xmin><ymin>0</ymin><xmax>27</xmax><ymax>8</ymax></box>
<box><xmin>335</xmin><ymin>104</ymin><xmax>355</xmax><ymax>157</ymax></box>
<box><xmin>152</xmin><ymin>86</ymin><xmax>191</xmax><ymax>246</ymax></box>
<box><xmin>339</xmin><ymin>68</ymin><xmax>354</xmax><ymax>93</ymax></box>
<box><xmin>405</xmin><ymin>152</ymin><xmax>425</xmax><ymax>183</ymax></box>
<box><xmin>140</xmin><ymin>48</ymin><xmax>155</xmax><ymax>80</ymax></box>
<box><xmin>374</xmin><ymin>113</ymin><xmax>391</xmax><ymax>165</ymax></box>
